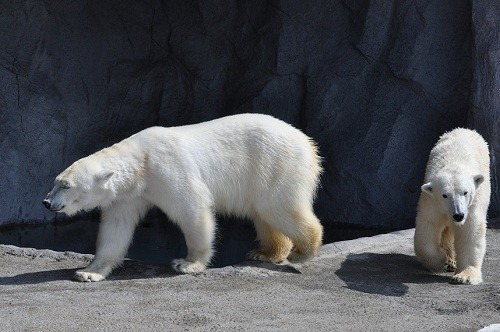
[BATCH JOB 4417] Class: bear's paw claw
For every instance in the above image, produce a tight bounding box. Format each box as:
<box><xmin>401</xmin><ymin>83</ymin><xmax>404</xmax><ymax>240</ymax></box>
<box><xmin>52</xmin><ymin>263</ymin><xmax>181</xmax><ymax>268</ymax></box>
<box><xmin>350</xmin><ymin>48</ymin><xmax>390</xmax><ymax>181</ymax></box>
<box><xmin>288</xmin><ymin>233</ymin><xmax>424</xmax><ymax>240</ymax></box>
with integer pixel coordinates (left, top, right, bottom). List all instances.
<box><xmin>246</xmin><ymin>250</ymin><xmax>284</xmax><ymax>263</ymax></box>
<box><xmin>450</xmin><ymin>272</ymin><xmax>482</xmax><ymax>285</ymax></box>
<box><xmin>444</xmin><ymin>258</ymin><xmax>457</xmax><ymax>272</ymax></box>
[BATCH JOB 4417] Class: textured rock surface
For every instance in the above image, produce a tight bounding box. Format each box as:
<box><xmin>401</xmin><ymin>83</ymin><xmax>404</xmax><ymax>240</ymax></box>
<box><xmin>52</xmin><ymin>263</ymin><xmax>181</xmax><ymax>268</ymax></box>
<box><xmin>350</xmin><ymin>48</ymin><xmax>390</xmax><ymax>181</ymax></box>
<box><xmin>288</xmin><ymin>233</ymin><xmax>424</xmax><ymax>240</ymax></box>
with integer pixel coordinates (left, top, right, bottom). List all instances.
<box><xmin>0</xmin><ymin>0</ymin><xmax>498</xmax><ymax>229</ymax></box>
<box><xmin>469</xmin><ymin>1</ymin><xmax>500</xmax><ymax>220</ymax></box>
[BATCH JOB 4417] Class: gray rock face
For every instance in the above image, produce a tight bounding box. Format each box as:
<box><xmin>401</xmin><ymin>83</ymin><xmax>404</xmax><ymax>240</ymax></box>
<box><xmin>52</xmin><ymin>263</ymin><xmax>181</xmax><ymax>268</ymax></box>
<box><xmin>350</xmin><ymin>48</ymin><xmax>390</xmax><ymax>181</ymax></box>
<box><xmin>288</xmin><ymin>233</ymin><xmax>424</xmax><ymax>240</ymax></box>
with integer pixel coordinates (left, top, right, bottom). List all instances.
<box><xmin>469</xmin><ymin>1</ymin><xmax>500</xmax><ymax>220</ymax></box>
<box><xmin>0</xmin><ymin>0</ymin><xmax>498</xmax><ymax>230</ymax></box>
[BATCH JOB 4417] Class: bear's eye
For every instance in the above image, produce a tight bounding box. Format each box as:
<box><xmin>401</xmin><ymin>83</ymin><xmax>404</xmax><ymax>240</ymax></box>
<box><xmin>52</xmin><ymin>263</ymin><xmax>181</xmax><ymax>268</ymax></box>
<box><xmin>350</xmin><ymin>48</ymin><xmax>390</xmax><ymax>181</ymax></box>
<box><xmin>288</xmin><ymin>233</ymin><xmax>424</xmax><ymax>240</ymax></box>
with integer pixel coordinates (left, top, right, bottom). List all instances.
<box><xmin>442</xmin><ymin>194</ymin><xmax>448</xmax><ymax>198</ymax></box>
<box><xmin>464</xmin><ymin>192</ymin><xmax>468</xmax><ymax>195</ymax></box>
<box><xmin>62</xmin><ymin>183</ymin><xmax>71</xmax><ymax>189</ymax></box>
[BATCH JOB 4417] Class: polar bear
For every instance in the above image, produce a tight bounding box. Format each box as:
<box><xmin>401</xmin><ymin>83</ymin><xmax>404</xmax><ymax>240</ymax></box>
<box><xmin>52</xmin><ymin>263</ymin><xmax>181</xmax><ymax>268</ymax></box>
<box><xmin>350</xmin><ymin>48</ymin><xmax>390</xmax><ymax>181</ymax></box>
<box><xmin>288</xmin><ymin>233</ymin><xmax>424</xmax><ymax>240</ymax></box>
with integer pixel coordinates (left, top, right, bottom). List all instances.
<box><xmin>42</xmin><ymin>113</ymin><xmax>323</xmax><ymax>282</ymax></box>
<box><xmin>414</xmin><ymin>128</ymin><xmax>490</xmax><ymax>285</ymax></box>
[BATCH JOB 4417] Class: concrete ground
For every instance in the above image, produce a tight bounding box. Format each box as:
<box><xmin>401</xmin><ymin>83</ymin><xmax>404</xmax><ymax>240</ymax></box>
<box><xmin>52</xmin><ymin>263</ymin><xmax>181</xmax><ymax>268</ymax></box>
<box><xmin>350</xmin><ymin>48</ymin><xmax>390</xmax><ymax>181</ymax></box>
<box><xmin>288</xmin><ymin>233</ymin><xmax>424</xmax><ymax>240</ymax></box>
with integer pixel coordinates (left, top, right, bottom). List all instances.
<box><xmin>1</xmin><ymin>222</ymin><xmax>499</xmax><ymax>332</ymax></box>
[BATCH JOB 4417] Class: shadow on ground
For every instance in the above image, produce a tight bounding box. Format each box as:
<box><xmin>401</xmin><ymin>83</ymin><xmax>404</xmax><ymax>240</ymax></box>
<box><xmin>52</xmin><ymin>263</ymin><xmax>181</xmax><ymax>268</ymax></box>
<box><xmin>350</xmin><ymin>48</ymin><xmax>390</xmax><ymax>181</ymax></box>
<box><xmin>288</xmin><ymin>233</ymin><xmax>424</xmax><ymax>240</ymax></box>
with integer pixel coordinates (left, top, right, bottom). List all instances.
<box><xmin>0</xmin><ymin>268</ymin><xmax>79</xmax><ymax>285</ymax></box>
<box><xmin>0</xmin><ymin>260</ymin><xmax>177</xmax><ymax>285</ymax></box>
<box><xmin>234</xmin><ymin>260</ymin><xmax>303</xmax><ymax>274</ymax></box>
<box><xmin>0</xmin><ymin>258</ymin><xmax>303</xmax><ymax>286</ymax></box>
<box><xmin>335</xmin><ymin>253</ymin><xmax>450</xmax><ymax>297</ymax></box>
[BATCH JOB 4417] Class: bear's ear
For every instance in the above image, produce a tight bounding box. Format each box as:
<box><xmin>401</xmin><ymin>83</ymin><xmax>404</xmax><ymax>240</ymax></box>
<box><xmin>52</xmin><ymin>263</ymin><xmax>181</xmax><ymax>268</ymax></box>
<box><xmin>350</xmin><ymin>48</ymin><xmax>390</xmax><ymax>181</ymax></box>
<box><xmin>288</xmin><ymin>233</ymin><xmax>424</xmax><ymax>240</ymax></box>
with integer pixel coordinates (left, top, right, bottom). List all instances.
<box><xmin>421</xmin><ymin>182</ymin><xmax>433</xmax><ymax>196</ymax></box>
<box><xmin>95</xmin><ymin>171</ymin><xmax>114</xmax><ymax>184</ymax></box>
<box><xmin>473</xmin><ymin>174</ymin><xmax>485</xmax><ymax>188</ymax></box>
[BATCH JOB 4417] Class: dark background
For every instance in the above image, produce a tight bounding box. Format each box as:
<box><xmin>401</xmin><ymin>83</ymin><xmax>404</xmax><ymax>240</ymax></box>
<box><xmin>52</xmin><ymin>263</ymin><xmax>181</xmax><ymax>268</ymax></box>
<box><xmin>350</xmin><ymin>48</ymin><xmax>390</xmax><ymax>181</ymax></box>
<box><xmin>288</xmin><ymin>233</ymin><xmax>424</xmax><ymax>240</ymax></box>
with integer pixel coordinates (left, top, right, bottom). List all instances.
<box><xmin>0</xmin><ymin>0</ymin><xmax>498</xmax><ymax>237</ymax></box>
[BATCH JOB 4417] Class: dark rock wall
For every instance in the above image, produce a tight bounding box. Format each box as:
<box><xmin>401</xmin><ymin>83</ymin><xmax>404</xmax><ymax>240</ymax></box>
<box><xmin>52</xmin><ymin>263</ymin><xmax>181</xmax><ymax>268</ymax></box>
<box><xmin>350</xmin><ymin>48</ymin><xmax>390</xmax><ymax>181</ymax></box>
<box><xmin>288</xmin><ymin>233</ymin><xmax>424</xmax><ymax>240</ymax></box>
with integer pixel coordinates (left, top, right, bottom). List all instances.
<box><xmin>0</xmin><ymin>0</ymin><xmax>498</xmax><ymax>228</ymax></box>
<box><xmin>469</xmin><ymin>2</ymin><xmax>500</xmax><ymax>220</ymax></box>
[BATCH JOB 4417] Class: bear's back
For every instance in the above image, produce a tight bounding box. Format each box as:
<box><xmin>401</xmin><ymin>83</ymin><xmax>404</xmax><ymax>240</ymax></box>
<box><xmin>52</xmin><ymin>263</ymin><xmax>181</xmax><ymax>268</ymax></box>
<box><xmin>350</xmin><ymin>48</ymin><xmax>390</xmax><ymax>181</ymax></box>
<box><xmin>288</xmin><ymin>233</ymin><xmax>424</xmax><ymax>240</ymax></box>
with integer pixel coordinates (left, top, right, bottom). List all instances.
<box><xmin>130</xmin><ymin>114</ymin><xmax>317</xmax><ymax>168</ymax></box>
<box><xmin>427</xmin><ymin>128</ymin><xmax>489</xmax><ymax>176</ymax></box>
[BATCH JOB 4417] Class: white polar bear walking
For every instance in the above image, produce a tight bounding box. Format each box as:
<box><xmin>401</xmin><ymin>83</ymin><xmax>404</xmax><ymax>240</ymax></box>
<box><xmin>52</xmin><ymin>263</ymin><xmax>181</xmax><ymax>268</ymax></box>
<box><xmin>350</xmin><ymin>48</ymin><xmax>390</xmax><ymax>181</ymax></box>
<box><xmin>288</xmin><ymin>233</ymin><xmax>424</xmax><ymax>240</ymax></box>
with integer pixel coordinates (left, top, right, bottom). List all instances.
<box><xmin>414</xmin><ymin>128</ymin><xmax>490</xmax><ymax>285</ymax></box>
<box><xmin>43</xmin><ymin>113</ymin><xmax>323</xmax><ymax>282</ymax></box>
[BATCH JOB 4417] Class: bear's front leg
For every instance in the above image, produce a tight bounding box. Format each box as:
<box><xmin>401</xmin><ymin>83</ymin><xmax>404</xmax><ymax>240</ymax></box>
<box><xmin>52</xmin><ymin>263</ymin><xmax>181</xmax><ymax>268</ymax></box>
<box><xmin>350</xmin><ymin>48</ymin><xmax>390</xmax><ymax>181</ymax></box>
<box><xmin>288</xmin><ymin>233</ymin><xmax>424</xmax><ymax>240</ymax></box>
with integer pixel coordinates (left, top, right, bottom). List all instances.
<box><xmin>414</xmin><ymin>217</ymin><xmax>449</xmax><ymax>272</ymax></box>
<box><xmin>451</xmin><ymin>219</ymin><xmax>486</xmax><ymax>285</ymax></box>
<box><xmin>171</xmin><ymin>208</ymin><xmax>215</xmax><ymax>274</ymax></box>
<box><xmin>74</xmin><ymin>199</ymin><xmax>147</xmax><ymax>282</ymax></box>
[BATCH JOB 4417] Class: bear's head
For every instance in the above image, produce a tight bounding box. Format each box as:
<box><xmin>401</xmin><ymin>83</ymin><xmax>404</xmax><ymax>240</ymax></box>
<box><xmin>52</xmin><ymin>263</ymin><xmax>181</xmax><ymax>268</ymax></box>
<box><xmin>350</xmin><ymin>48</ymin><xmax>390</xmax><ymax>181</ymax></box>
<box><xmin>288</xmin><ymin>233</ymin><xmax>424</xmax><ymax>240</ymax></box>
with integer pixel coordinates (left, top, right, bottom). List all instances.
<box><xmin>421</xmin><ymin>172</ymin><xmax>485</xmax><ymax>225</ymax></box>
<box><xmin>42</xmin><ymin>158</ymin><xmax>115</xmax><ymax>216</ymax></box>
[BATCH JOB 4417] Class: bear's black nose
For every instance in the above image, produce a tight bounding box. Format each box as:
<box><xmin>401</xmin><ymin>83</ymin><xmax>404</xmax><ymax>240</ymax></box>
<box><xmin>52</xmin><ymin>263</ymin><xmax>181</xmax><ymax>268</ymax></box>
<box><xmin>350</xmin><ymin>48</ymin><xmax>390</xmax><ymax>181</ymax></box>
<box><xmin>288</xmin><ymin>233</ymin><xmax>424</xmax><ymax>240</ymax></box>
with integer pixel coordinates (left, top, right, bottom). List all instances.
<box><xmin>453</xmin><ymin>213</ymin><xmax>464</xmax><ymax>222</ymax></box>
<box><xmin>42</xmin><ymin>199</ymin><xmax>51</xmax><ymax>209</ymax></box>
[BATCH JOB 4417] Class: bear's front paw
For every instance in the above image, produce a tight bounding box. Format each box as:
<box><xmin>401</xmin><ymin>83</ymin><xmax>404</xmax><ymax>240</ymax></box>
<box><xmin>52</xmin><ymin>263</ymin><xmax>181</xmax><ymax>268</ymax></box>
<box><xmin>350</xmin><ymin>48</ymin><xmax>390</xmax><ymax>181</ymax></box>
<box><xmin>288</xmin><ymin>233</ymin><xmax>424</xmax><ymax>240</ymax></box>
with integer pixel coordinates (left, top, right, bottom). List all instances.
<box><xmin>171</xmin><ymin>259</ymin><xmax>206</xmax><ymax>274</ymax></box>
<box><xmin>74</xmin><ymin>270</ymin><xmax>106</xmax><ymax>282</ymax></box>
<box><xmin>444</xmin><ymin>257</ymin><xmax>457</xmax><ymax>272</ymax></box>
<box><xmin>450</xmin><ymin>268</ymin><xmax>482</xmax><ymax>285</ymax></box>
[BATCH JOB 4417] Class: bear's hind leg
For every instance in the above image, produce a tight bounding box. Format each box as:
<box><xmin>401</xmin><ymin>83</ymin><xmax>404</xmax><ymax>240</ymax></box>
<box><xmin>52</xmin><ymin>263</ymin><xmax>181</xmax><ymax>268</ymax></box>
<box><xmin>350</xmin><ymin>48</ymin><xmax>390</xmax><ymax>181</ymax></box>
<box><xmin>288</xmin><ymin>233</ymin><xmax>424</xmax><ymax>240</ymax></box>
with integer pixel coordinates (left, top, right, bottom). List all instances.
<box><xmin>262</xmin><ymin>208</ymin><xmax>322</xmax><ymax>263</ymax></box>
<box><xmin>171</xmin><ymin>208</ymin><xmax>215</xmax><ymax>274</ymax></box>
<box><xmin>288</xmin><ymin>209</ymin><xmax>323</xmax><ymax>263</ymax></box>
<box><xmin>247</xmin><ymin>216</ymin><xmax>293</xmax><ymax>263</ymax></box>
<box><xmin>74</xmin><ymin>198</ymin><xmax>148</xmax><ymax>282</ymax></box>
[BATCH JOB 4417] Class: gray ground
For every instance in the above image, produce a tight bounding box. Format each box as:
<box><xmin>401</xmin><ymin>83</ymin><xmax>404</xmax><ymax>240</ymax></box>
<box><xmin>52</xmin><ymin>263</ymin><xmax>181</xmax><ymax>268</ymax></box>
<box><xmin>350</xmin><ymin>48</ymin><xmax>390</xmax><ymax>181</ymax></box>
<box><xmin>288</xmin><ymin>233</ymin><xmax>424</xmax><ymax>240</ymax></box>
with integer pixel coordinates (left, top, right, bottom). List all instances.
<box><xmin>1</xmin><ymin>223</ymin><xmax>499</xmax><ymax>332</ymax></box>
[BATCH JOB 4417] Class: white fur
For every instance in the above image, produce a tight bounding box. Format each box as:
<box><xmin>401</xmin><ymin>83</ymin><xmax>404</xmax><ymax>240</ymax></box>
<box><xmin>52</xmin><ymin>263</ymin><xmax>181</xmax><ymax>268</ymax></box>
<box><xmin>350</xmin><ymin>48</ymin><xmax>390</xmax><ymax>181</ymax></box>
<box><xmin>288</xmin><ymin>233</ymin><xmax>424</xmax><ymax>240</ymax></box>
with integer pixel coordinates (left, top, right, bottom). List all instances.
<box><xmin>414</xmin><ymin>128</ymin><xmax>490</xmax><ymax>285</ymax></box>
<box><xmin>45</xmin><ymin>114</ymin><xmax>323</xmax><ymax>282</ymax></box>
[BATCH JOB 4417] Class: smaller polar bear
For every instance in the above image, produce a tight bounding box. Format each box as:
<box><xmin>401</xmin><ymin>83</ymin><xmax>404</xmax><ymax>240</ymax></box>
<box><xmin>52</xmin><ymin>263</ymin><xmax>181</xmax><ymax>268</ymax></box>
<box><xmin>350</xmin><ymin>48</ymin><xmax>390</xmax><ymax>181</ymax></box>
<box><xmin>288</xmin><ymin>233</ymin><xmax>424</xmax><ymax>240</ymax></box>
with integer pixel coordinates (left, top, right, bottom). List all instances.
<box><xmin>414</xmin><ymin>128</ymin><xmax>490</xmax><ymax>285</ymax></box>
<box><xmin>42</xmin><ymin>114</ymin><xmax>323</xmax><ymax>282</ymax></box>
